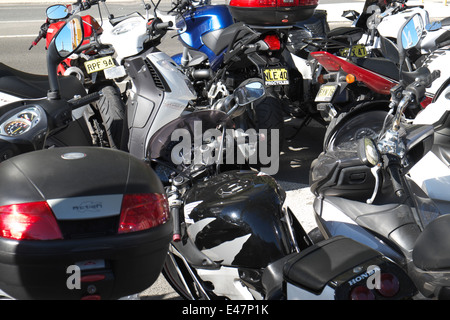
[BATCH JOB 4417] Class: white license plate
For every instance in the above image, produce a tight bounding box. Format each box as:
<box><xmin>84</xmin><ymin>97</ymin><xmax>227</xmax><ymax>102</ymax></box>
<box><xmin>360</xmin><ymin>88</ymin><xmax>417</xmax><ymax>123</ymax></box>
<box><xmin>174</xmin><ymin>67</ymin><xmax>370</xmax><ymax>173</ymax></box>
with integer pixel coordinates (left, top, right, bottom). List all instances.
<box><xmin>263</xmin><ymin>68</ymin><xmax>289</xmax><ymax>85</ymax></box>
<box><xmin>315</xmin><ymin>85</ymin><xmax>337</xmax><ymax>102</ymax></box>
<box><xmin>84</xmin><ymin>56</ymin><xmax>115</xmax><ymax>74</ymax></box>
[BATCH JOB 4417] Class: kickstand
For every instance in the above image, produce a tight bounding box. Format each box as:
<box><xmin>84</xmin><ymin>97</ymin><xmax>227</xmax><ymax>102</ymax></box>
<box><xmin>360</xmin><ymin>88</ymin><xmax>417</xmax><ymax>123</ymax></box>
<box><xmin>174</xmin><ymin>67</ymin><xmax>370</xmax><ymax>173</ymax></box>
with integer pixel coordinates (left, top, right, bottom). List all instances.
<box><xmin>287</xmin><ymin>115</ymin><xmax>312</xmax><ymax>140</ymax></box>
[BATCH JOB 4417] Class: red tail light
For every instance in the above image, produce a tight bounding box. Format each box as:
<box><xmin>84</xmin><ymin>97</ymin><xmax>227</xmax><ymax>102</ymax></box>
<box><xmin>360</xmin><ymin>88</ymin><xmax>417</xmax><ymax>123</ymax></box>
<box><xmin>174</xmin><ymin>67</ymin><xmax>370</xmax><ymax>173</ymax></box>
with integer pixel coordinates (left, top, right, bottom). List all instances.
<box><xmin>0</xmin><ymin>202</ymin><xmax>63</xmax><ymax>240</ymax></box>
<box><xmin>264</xmin><ymin>34</ymin><xmax>281</xmax><ymax>50</ymax></box>
<box><xmin>229</xmin><ymin>0</ymin><xmax>318</xmax><ymax>7</ymax></box>
<box><xmin>350</xmin><ymin>286</ymin><xmax>375</xmax><ymax>300</ymax></box>
<box><xmin>377</xmin><ymin>273</ymin><xmax>400</xmax><ymax>297</ymax></box>
<box><xmin>118</xmin><ymin>194</ymin><xmax>169</xmax><ymax>234</ymax></box>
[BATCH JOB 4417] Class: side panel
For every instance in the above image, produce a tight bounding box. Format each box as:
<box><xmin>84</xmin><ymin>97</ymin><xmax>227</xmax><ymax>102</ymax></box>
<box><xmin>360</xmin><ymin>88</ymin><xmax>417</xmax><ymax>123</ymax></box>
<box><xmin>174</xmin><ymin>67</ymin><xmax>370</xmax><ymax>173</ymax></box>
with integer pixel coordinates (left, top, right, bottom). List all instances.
<box><xmin>125</xmin><ymin>51</ymin><xmax>196</xmax><ymax>160</ymax></box>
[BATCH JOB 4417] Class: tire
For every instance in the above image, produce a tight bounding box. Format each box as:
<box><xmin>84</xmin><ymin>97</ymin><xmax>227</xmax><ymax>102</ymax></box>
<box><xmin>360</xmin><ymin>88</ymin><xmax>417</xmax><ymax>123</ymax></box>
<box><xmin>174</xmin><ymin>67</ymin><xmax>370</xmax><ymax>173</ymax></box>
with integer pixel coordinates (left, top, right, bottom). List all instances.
<box><xmin>255</xmin><ymin>93</ymin><xmax>285</xmax><ymax>146</ymax></box>
<box><xmin>94</xmin><ymin>85</ymin><xmax>126</xmax><ymax>149</ymax></box>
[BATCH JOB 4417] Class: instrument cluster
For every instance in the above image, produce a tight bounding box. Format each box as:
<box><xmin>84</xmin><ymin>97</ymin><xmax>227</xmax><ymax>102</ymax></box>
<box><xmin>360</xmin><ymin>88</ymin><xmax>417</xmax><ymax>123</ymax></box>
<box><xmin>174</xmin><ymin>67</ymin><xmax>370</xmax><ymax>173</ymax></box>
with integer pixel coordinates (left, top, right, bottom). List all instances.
<box><xmin>0</xmin><ymin>107</ymin><xmax>42</xmax><ymax>137</ymax></box>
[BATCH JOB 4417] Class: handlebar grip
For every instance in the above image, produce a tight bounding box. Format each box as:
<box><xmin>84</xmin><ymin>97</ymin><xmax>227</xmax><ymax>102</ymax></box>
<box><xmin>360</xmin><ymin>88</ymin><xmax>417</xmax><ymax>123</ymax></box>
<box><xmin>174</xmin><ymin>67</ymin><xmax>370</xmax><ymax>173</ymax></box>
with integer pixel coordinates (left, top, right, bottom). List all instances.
<box><xmin>387</xmin><ymin>163</ymin><xmax>404</xmax><ymax>198</ymax></box>
<box><xmin>68</xmin><ymin>91</ymin><xmax>102</xmax><ymax>109</ymax></box>
<box><xmin>154</xmin><ymin>21</ymin><xmax>173</xmax><ymax>31</ymax></box>
<box><xmin>429</xmin><ymin>70</ymin><xmax>441</xmax><ymax>85</ymax></box>
<box><xmin>171</xmin><ymin>206</ymin><xmax>181</xmax><ymax>242</ymax></box>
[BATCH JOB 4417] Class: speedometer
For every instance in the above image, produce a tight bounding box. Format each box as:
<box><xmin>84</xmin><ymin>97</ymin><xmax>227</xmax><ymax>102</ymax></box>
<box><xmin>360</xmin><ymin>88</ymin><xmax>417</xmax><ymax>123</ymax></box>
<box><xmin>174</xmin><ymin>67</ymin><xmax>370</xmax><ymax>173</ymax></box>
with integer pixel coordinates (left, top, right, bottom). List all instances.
<box><xmin>4</xmin><ymin>119</ymin><xmax>31</xmax><ymax>136</ymax></box>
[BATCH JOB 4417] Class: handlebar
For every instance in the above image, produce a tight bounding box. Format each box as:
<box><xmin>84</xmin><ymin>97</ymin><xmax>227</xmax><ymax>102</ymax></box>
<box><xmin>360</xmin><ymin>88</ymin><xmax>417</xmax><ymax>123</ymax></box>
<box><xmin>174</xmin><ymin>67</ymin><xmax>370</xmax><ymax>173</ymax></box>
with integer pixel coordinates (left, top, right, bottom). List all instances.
<box><xmin>29</xmin><ymin>22</ymin><xmax>49</xmax><ymax>50</ymax></box>
<box><xmin>153</xmin><ymin>20</ymin><xmax>173</xmax><ymax>31</ymax></box>
<box><xmin>67</xmin><ymin>91</ymin><xmax>103</xmax><ymax>109</ymax></box>
<box><xmin>171</xmin><ymin>206</ymin><xmax>181</xmax><ymax>242</ymax></box>
<box><xmin>385</xmin><ymin>155</ymin><xmax>405</xmax><ymax>198</ymax></box>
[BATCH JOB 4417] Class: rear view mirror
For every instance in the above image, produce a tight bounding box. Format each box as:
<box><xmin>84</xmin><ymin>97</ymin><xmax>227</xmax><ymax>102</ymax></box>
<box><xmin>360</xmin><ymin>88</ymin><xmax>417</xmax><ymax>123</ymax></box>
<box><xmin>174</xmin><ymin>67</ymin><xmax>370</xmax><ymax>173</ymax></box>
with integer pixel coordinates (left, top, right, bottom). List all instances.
<box><xmin>54</xmin><ymin>17</ymin><xmax>84</xmax><ymax>58</ymax></box>
<box><xmin>46</xmin><ymin>4</ymin><xmax>70</xmax><ymax>20</ymax></box>
<box><xmin>399</xmin><ymin>14</ymin><xmax>424</xmax><ymax>50</ymax></box>
<box><xmin>235</xmin><ymin>81</ymin><xmax>265</xmax><ymax>106</ymax></box>
<box><xmin>47</xmin><ymin>16</ymin><xmax>84</xmax><ymax>98</ymax></box>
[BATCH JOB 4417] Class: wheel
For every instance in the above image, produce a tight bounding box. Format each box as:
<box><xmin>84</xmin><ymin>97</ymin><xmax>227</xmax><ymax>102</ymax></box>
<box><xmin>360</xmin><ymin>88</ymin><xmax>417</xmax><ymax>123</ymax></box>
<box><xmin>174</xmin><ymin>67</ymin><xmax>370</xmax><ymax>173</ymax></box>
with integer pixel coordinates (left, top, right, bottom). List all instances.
<box><xmin>251</xmin><ymin>93</ymin><xmax>285</xmax><ymax>174</ymax></box>
<box><xmin>93</xmin><ymin>85</ymin><xmax>126</xmax><ymax>149</ymax></box>
<box><xmin>254</xmin><ymin>93</ymin><xmax>285</xmax><ymax>151</ymax></box>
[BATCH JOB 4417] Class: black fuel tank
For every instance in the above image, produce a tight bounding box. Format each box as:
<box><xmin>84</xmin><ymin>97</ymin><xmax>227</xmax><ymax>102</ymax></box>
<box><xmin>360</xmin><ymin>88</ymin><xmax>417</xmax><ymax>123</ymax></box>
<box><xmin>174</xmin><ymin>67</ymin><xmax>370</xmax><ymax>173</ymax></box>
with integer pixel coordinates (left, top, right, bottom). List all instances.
<box><xmin>182</xmin><ymin>170</ymin><xmax>290</xmax><ymax>269</ymax></box>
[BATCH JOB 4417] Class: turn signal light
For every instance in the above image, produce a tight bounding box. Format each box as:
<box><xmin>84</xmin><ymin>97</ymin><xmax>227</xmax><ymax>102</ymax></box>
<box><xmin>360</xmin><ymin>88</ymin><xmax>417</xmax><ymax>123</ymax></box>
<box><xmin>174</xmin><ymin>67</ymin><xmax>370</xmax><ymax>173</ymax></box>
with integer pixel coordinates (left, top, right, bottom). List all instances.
<box><xmin>0</xmin><ymin>202</ymin><xmax>63</xmax><ymax>240</ymax></box>
<box><xmin>346</xmin><ymin>74</ymin><xmax>356</xmax><ymax>84</ymax></box>
<box><xmin>118</xmin><ymin>193</ymin><xmax>169</xmax><ymax>234</ymax></box>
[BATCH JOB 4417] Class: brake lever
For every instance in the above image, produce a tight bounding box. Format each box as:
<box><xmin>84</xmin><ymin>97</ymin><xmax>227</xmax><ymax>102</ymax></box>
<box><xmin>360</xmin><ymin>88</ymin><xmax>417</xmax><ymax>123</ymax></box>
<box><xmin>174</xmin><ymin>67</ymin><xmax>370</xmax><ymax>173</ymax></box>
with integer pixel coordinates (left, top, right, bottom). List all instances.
<box><xmin>366</xmin><ymin>163</ymin><xmax>381</xmax><ymax>204</ymax></box>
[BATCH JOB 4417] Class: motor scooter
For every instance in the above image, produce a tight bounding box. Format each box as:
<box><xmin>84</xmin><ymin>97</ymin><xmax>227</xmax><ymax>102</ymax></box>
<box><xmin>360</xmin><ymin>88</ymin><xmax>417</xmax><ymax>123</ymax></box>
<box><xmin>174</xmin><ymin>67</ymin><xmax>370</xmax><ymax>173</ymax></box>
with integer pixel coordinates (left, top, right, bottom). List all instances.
<box><xmin>309</xmin><ymin>14</ymin><xmax>450</xmax><ymax>299</ymax></box>
<box><xmin>0</xmin><ymin>15</ymin><xmax>172</xmax><ymax>300</ymax></box>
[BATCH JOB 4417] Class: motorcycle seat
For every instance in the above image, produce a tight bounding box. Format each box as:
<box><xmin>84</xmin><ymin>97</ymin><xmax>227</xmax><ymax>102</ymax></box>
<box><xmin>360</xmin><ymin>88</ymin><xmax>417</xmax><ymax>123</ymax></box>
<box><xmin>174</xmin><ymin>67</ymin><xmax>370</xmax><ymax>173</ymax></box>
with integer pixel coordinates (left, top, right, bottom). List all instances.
<box><xmin>0</xmin><ymin>63</ymin><xmax>86</xmax><ymax>100</ymax></box>
<box><xmin>326</xmin><ymin>27</ymin><xmax>364</xmax><ymax>45</ymax></box>
<box><xmin>354</xmin><ymin>57</ymin><xmax>400</xmax><ymax>81</ymax></box>
<box><xmin>202</xmin><ymin>22</ymin><xmax>253</xmax><ymax>56</ymax></box>
<box><xmin>321</xmin><ymin>196</ymin><xmax>421</xmax><ymax>252</ymax></box>
<box><xmin>283</xmin><ymin>236</ymin><xmax>380</xmax><ymax>294</ymax></box>
<box><xmin>413</xmin><ymin>214</ymin><xmax>450</xmax><ymax>271</ymax></box>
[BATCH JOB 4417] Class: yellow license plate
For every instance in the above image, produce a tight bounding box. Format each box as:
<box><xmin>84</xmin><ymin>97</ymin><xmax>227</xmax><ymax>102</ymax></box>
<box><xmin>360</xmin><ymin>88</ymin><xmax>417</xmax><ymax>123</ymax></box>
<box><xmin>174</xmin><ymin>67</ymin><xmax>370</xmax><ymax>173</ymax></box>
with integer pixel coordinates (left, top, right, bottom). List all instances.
<box><xmin>339</xmin><ymin>44</ymin><xmax>368</xmax><ymax>58</ymax></box>
<box><xmin>263</xmin><ymin>68</ymin><xmax>289</xmax><ymax>85</ymax></box>
<box><xmin>315</xmin><ymin>85</ymin><xmax>337</xmax><ymax>102</ymax></box>
<box><xmin>84</xmin><ymin>56</ymin><xmax>115</xmax><ymax>74</ymax></box>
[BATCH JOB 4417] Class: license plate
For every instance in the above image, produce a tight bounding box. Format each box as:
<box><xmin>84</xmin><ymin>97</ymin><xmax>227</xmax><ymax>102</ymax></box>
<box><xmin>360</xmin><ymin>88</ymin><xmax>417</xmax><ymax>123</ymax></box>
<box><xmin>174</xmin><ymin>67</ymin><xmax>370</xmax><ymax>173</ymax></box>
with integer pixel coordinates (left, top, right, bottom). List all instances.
<box><xmin>84</xmin><ymin>56</ymin><xmax>115</xmax><ymax>74</ymax></box>
<box><xmin>339</xmin><ymin>44</ymin><xmax>368</xmax><ymax>58</ymax></box>
<box><xmin>315</xmin><ymin>84</ymin><xmax>337</xmax><ymax>102</ymax></box>
<box><xmin>263</xmin><ymin>68</ymin><xmax>289</xmax><ymax>85</ymax></box>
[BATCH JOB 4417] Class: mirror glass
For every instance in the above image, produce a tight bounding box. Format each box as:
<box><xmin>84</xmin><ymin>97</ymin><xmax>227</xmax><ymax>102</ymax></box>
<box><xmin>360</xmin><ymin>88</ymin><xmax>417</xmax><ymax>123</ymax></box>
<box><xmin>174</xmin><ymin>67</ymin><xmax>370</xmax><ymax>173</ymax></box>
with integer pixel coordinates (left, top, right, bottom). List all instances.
<box><xmin>55</xmin><ymin>18</ymin><xmax>83</xmax><ymax>58</ymax></box>
<box><xmin>401</xmin><ymin>14</ymin><xmax>424</xmax><ymax>50</ymax></box>
<box><xmin>46</xmin><ymin>4</ymin><xmax>70</xmax><ymax>20</ymax></box>
<box><xmin>235</xmin><ymin>81</ymin><xmax>265</xmax><ymax>106</ymax></box>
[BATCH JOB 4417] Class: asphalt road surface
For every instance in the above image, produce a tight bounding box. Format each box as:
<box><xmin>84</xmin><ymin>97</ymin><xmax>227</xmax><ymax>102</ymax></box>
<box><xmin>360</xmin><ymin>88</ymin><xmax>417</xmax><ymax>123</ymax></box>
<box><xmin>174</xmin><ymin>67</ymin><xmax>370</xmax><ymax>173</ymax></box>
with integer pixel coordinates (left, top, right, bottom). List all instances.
<box><xmin>0</xmin><ymin>0</ymin><xmax>346</xmax><ymax>300</ymax></box>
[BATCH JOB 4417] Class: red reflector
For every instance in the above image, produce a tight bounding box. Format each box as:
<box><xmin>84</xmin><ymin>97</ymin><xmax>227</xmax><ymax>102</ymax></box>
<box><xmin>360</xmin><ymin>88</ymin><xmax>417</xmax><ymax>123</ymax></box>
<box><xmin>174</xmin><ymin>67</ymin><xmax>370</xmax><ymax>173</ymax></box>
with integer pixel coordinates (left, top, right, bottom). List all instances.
<box><xmin>264</xmin><ymin>34</ymin><xmax>281</xmax><ymax>51</ymax></box>
<box><xmin>350</xmin><ymin>286</ymin><xmax>375</xmax><ymax>300</ymax></box>
<box><xmin>0</xmin><ymin>202</ymin><xmax>63</xmax><ymax>240</ymax></box>
<box><xmin>377</xmin><ymin>273</ymin><xmax>400</xmax><ymax>297</ymax></box>
<box><xmin>118</xmin><ymin>194</ymin><xmax>169</xmax><ymax>234</ymax></box>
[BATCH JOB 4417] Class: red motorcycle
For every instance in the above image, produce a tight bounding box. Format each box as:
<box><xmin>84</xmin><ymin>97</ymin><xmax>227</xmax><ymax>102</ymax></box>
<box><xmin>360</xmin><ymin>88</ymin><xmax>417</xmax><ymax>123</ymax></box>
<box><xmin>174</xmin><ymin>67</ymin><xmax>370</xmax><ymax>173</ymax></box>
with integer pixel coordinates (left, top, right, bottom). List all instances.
<box><xmin>29</xmin><ymin>0</ymin><xmax>126</xmax><ymax>150</ymax></box>
<box><xmin>30</xmin><ymin>1</ymin><xmax>104</xmax><ymax>85</ymax></box>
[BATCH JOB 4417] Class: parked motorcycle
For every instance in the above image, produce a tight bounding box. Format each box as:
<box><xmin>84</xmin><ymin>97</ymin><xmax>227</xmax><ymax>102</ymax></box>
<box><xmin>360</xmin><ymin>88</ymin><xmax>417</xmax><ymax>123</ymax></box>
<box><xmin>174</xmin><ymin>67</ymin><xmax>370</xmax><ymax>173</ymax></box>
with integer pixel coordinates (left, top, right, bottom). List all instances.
<box><xmin>0</xmin><ymin>15</ymin><xmax>172</xmax><ymax>300</ymax></box>
<box><xmin>146</xmin><ymin>80</ymin><xmax>416</xmax><ymax>300</ymax></box>
<box><xmin>309</xmin><ymin>14</ymin><xmax>450</xmax><ymax>299</ymax></box>
<box><xmin>310</xmin><ymin>13</ymin><xmax>450</xmax><ymax>147</ymax></box>
<box><xmin>167</xmin><ymin>0</ymin><xmax>331</xmax><ymax>143</ymax></box>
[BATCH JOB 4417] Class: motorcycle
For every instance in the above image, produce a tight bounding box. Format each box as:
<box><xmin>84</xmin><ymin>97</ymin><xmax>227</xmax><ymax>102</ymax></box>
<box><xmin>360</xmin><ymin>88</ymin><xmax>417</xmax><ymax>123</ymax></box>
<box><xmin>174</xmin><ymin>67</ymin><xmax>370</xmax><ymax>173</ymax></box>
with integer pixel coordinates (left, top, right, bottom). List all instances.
<box><xmin>309</xmin><ymin>13</ymin><xmax>450</xmax><ymax>299</ymax></box>
<box><xmin>147</xmin><ymin>80</ymin><xmax>416</xmax><ymax>300</ymax></box>
<box><xmin>0</xmin><ymin>15</ymin><xmax>172</xmax><ymax>300</ymax></box>
<box><xmin>310</xmin><ymin>10</ymin><xmax>450</xmax><ymax>147</ymax></box>
<box><xmin>167</xmin><ymin>0</ymin><xmax>331</xmax><ymax>142</ymax></box>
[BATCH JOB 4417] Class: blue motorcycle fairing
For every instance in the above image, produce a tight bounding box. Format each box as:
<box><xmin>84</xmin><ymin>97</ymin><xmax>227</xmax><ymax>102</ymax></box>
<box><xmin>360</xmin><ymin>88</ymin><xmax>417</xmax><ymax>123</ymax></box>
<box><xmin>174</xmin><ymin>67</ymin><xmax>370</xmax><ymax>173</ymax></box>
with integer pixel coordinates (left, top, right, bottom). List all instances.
<box><xmin>175</xmin><ymin>4</ymin><xmax>233</xmax><ymax>68</ymax></box>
